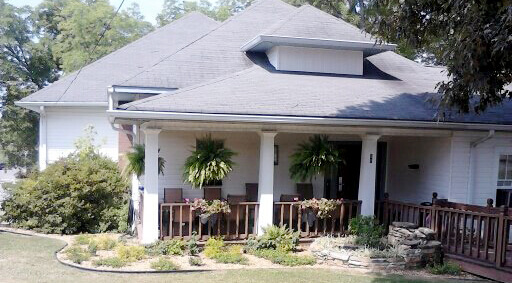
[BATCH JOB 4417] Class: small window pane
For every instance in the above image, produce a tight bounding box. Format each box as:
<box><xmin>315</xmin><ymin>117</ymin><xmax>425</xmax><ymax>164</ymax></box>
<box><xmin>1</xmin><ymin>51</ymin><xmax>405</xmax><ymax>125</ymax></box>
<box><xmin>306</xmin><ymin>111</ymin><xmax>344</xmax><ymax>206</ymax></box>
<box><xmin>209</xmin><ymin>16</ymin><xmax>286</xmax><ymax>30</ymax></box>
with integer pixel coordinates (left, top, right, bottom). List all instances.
<box><xmin>499</xmin><ymin>155</ymin><xmax>507</xmax><ymax>180</ymax></box>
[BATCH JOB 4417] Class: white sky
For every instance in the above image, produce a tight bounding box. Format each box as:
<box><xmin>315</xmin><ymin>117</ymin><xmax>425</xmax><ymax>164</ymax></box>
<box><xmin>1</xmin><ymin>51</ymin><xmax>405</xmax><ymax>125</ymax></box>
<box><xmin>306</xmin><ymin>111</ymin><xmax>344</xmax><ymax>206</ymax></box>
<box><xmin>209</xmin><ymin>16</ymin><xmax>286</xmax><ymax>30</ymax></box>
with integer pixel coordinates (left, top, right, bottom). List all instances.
<box><xmin>9</xmin><ymin>0</ymin><xmax>219</xmax><ymax>24</ymax></box>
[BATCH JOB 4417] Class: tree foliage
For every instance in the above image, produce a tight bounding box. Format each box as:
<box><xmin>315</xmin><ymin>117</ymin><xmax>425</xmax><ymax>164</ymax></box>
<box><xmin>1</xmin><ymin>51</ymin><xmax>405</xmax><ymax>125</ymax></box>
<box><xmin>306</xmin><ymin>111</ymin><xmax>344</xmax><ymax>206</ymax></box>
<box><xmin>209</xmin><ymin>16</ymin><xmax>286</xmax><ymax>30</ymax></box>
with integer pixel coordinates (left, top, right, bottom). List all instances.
<box><xmin>156</xmin><ymin>0</ymin><xmax>254</xmax><ymax>26</ymax></box>
<box><xmin>366</xmin><ymin>0</ymin><xmax>512</xmax><ymax>113</ymax></box>
<box><xmin>0</xmin><ymin>128</ymin><xmax>129</xmax><ymax>234</ymax></box>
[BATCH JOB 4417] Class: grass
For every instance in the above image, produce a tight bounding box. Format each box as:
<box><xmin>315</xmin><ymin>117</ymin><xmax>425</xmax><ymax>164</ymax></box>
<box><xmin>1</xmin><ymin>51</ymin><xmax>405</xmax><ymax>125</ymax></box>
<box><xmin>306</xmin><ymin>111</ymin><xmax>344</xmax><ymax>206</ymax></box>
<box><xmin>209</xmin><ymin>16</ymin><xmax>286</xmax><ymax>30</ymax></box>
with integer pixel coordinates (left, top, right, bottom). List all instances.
<box><xmin>0</xmin><ymin>230</ymin><xmax>481</xmax><ymax>283</ymax></box>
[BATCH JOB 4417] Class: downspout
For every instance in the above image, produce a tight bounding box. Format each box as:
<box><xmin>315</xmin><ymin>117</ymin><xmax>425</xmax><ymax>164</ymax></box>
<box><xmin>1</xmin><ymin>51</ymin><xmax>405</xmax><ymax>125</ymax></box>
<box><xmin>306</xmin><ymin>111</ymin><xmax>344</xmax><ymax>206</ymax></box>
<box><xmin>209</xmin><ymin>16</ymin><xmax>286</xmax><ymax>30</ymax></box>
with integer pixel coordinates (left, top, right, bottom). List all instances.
<box><xmin>467</xmin><ymin>130</ymin><xmax>495</xmax><ymax>203</ymax></box>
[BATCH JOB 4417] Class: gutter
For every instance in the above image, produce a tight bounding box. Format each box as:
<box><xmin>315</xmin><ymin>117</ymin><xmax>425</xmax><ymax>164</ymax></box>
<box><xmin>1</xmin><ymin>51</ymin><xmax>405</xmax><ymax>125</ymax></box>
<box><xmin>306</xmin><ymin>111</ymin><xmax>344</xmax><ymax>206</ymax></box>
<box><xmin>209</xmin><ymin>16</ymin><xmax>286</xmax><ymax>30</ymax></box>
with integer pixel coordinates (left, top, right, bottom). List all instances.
<box><xmin>15</xmin><ymin>101</ymin><xmax>108</xmax><ymax>112</ymax></box>
<box><xmin>467</xmin><ymin>130</ymin><xmax>496</xmax><ymax>204</ymax></box>
<box><xmin>106</xmin><ymin>109</ymin><xmax>512</xmax><ymax>132</ymax></box>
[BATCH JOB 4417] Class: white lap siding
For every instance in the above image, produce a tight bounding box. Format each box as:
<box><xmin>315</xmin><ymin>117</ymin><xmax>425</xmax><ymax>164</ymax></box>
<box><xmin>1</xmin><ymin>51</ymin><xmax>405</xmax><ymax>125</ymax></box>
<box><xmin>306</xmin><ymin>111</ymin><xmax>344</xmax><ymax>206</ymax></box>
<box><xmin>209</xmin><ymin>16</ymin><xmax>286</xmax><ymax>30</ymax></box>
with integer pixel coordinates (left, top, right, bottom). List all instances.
<box><xmin>45</xmin><ymin>107</ymin><xmax>119</xmax><ymax>163</ymax></box>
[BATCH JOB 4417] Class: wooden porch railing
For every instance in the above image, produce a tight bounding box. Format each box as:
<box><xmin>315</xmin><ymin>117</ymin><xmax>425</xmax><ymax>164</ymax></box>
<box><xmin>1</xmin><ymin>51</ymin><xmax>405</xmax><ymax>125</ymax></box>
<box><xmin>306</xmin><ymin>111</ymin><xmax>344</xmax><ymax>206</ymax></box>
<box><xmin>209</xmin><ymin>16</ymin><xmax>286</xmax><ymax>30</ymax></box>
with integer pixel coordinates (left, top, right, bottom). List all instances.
<box><xmin>377</xmin><ymin>193</ymin><xmax>512</xmax><ymax>282</ymax></box>
<box><xmin>274</xmin><ymin>200</ymin><xmax>362</xmax><ymax>238</ymax></box>
<box><xmin>160</xmin><ymin>202</ymin><xmax>259</xmax><ymax>241</ymax></box>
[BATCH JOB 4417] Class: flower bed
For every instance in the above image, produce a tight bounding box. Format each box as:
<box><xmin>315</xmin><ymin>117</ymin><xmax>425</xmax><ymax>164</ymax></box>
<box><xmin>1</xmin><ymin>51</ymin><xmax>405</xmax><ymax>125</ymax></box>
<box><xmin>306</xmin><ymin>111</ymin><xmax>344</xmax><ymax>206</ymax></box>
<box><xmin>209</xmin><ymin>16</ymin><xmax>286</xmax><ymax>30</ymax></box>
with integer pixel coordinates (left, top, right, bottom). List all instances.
<box><xmin>58</xmin><ymin>226</ymin><xmax>318</xmax><ymax>272</ymax></box>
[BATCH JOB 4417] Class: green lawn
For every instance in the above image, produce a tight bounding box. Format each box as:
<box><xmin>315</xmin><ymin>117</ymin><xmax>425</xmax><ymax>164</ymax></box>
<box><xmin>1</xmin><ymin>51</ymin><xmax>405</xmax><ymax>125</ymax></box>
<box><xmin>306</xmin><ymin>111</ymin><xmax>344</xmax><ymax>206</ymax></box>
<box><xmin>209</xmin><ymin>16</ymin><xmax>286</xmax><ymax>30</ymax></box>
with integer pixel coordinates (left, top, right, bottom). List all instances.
<box><xmin>0</xmin><ymin>230</ymin><xmax>482</xmax><ymax>283</ymax></box>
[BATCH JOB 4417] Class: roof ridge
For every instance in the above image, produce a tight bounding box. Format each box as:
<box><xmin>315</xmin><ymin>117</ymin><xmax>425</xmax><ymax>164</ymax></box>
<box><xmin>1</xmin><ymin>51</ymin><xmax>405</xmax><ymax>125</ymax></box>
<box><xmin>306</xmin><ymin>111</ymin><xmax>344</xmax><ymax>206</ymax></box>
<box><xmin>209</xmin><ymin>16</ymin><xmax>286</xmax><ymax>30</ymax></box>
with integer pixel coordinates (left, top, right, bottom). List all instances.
<box><xmin>262</xmin><ymin>4</ymin><xmax>308</xmax><ymax>35</ymax></box>
<box><xmin>300</xmin><ymin>4</ymin><xmax>372</xmax><ymax>39</ymax></box>
<box><xmin>115</xmin><ymin>0</ymin><xmax>275</xmax><ymax>87</ymax></box>
<box><xmin>121</xmin><ymin>66</ymin><xmax>261</xmax><ymax>109</ymax></box>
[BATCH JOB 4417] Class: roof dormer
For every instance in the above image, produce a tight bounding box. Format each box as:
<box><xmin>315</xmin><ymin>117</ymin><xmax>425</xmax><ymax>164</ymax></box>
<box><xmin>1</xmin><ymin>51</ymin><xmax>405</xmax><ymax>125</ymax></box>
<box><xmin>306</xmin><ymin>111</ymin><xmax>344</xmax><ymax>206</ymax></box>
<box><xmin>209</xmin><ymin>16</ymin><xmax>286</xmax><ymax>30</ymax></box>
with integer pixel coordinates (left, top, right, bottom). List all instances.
<box><xmin>240</xmin><ymin>5</ymin><xmax>395</xmax><ymax>76</ymax></box>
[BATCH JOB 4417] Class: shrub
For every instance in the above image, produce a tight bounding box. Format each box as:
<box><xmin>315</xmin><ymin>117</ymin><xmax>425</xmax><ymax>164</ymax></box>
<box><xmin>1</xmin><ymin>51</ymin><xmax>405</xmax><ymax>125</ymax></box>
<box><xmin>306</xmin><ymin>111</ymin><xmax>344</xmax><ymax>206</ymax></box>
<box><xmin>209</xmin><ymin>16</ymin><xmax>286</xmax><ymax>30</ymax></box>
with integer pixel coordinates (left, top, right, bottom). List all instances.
<box><xmin>249</xmin><ymin>225</ymin><xmax>299</xmax><ymax>252</ymax></box>
<box><xmin>251</xmin><ymin>249</ymin><xmax>315</xmax><ymax>266</ymax></box>
<box><xmin>349</xmin><ymin>216</ymin><xmax>384</xmax><ymax>248</ymax></box>
<box><xmin>87</xmin><ymin>241</ymin><xmax>98</xmax><ymax>255</ymax></box>
<box><xmin>204</xmin><ymin>237</ymin><xmax>224</xmax><ymax>258</ymax></box>
<box><xmin>94</xmin><ymin>235</ymin><xmax>118</xmax><ymax>250</ymax></box>
<box><xmin>93</xmin><ymin>257</ymin><xmax>127</xmax><ymax>268</ymax></box>
<box><xmin>74</xmin><ymin>234</ymin><xmax>93</xmax><ymax>245</ymax></box>
<box><xmin>188</xmin><ymin>256</ymin><xmax>203</xmax><ymax>266</ymax></box>
<box><xmin>145</xmin><ymin>239</ymin><xmax>185</xmax><ymax>256</ymax></box>
<box><xmin>428</xmin><ymin>262</ymin><xmax>462</xmax><ymax>275</ymax></box>
<box><xmin>116</xmin><ymin>245</ymin><xmax>145</xmax><ymax>262</ymax></box>
<box><xmin>65</xmin><ymin>246</ymin><xmax>91</xmax><ymax>264</ymax></box>
<box><xmin>150</xmin><ymin>257</ymin><xmax>180</xmax><ymax>271</ymax></box>
<box><xmin>213</xmin><ymin>251</ymin><xmax>248</xmax><ymax>265</ymax></box>
<box><xmin>0</xmin><ymin>129</ymin><xmax>129</xmax><ymax>234</ymax></box>
<box><xmin>187</xmin><ymin>232</ymin><xmax>200</xmax><ymax>256</ymax></box>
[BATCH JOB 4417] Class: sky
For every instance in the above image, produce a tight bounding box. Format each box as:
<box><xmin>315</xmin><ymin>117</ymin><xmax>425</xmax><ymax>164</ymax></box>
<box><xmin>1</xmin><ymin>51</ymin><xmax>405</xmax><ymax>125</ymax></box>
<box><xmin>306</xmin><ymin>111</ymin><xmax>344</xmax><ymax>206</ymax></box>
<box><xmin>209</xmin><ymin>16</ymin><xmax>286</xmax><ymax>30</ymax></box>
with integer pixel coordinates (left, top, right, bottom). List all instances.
<box><xmin>8</xmin><ymin>0</ymin><xmax>218</xmax><ymax>24</ymax></box>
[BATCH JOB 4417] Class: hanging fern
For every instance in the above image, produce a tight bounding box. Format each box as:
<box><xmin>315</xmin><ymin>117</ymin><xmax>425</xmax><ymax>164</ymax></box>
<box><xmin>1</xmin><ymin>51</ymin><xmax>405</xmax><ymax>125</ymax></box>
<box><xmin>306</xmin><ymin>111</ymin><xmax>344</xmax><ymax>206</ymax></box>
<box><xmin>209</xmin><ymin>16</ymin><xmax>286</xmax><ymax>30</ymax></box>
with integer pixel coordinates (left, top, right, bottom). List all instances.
<box><xmin>124</xmin><ymin>144</ymin><xmax>166</xmax><ymax>177</ymax></box>
<box><xmin>289</xmin><ymin>135</ymin><xmax>341</xmax><ymax>182</ymax></box>
<box><xmin>183</xmin><ymin>134</ymin><xmax>236</xmax><ymax>189</ymax></box>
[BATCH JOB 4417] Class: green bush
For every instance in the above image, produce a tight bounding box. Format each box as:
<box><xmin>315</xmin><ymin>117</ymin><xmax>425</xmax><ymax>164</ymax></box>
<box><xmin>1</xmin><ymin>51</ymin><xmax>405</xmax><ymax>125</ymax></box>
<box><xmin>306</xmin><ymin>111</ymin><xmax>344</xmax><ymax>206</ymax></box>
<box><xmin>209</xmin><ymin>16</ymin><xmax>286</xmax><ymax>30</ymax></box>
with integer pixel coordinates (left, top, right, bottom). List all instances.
<box><xmin>428</xmin><ymin>262</ymin><xmax>462</xmax><ymax>275</ymax></box>
<box><xmin>187</xmin><ymin>232</ymin><xmax>200</xmax><ymax>256</ymax></box>
<box><xmin>251</xmin><ymin>249</ymin><xmax>316</xmax><ymax>266</ymax></box>
<box><xmin>188</xmin><ymin>256</ymin><xmax>203</xmax><ymax>266</ymax></box>
<box><xmin>0</xmin><ymin>133</ymin><xmax>129</xmax><ymax>234</ymax></box>
<box><xmin>74</xmin><ymin>234</ymin><xmax>93</xmax><ymax>245</ymax></box>
<box><xmin>349</xmin><ymin>216</ymin><xmax>384</xmax><ymax>248</ymax></box>
<box><xmin>245</xmin><ymin>225</ymin><xmax>299</xmax><ymax>252</ymax></box>
<box><xmin>204</xmin><ymin>237</ymin><xmax>224</xmax><ymax>258</ymax></box>
<box><xmin>145</xmin><ymin>239</ymin><xmax>185</xmax><ymax>256</ymax></box>
<box><xmin>87</xmin><ymin>241</ymin><xmax>98</xmax><ymax>255</ymax></box>
<box><xmin>65</xmin><ymin>246</ymin><xmax>91</xmax><ymax>264</ymax></box>
<box><xmin>116</xmin><ymin>245</ymin><xmax>145</xmax><ymax>262</ymax></box>
<box><xmin>150</xmin><ymin>257</ymin><xmax>180</xmax><ymax>271</ymax></box>
<box><xmin>213</xmin><ymin>251</ymin><xmax>248</xmax><ymax>265</ymax></box>
<box><xmin>93</xmin><ymin>257</ymin><xmax>127</xmax><ymax>268</ymax></box>
<box><xmin>94</xmin><ymin>235</ymin><xmax>118</xmax><ymax>250</ymax></box>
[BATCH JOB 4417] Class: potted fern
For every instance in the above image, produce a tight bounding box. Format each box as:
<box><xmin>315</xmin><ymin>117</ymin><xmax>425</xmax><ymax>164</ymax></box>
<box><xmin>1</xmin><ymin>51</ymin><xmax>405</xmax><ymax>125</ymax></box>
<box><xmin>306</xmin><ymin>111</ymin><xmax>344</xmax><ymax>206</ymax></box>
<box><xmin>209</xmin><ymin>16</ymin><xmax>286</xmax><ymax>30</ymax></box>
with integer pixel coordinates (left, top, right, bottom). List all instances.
<box><xmin>124</xmin><ymin>144</ymin><xmax>166</xmax><ymax>178</ymax></box>
<box><xmin>183</xmin><ymin>134</ymin><xmax>236</xmax><ymax>224</ymax></box>
<box><xmin>289</xmin><ymin>135</ymin><xmax>342</xmax><ymax>226</ymax></box>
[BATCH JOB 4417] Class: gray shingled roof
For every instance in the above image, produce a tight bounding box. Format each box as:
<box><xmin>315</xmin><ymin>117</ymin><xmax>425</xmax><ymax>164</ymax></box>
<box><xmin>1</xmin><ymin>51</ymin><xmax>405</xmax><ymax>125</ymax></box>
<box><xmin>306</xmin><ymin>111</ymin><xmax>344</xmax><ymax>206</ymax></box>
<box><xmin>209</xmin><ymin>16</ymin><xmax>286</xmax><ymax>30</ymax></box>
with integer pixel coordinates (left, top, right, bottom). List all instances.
<box><xmin>117</xmin><ymin>0</ymin><xmax>296</xmax><ymax>89</ymax></box>
<box><xmin>119</xmin><ymin>51</ymin><xmax>512</xmax><ymax>125</ymax></box>
<box><xmin>20</xmin><ymin>12</ymin><xmax>219</xmax><ymax>103</ymax></box>
<box><xmin>263</xmin><ymin>4</ymin><xmax>372</xmax><ymax>43</ymax></box>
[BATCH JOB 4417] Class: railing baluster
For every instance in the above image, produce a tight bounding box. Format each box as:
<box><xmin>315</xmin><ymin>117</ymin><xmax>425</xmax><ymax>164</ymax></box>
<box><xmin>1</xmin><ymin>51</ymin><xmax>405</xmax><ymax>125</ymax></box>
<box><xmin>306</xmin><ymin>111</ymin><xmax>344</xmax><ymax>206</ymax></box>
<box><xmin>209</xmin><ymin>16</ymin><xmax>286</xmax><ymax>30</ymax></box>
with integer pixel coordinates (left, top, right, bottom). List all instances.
<box><xmin>160</xmin><ymin>204</ymin><xmax>164</xmax><ymax>239</ymax></box>
<box><xmin>484</xmin><ymin>216</ymin><xmax>490</xmax><ymax>260</ymax></box>
<box><xmin>244</xmin><ymin>204</ymin><xmax>249</xmax><ymax>238</ymax></box>
<box><xmin>454</xmin><ymin>212</ymin><xmax>459</xmax><ymax>253</ymax></box>
<box><xmin>280</xmin><ymin>204</ymin><xmax>284</xmax><ymax>227</ymax></box>
<box><xmin>476</xmin><ymin>215</ymin><xmax>482</xmax><ymax>259</ymax></box>
<box><xmin>289</xmin><ymin>203</ymin><xmax>293</xmax><ymax>229</ymax></box>
<box><xmin>169</xmin><ymin>205</ymin><xmax>173</xmax><ymax>238</ymax></box>
<box><xmin>236</xmin><ymin>204</ymin><xmax>240</xmax><ymax>239</ymax></box>
<box><xmin>189</xmin><ymin>205</ymin><xmax>193</xmax><ymax>238</ymax></box>
<box><xmin>253</xmin><ymin>204</ymin><xmax>259</xmax><ymax>236</ymax></box>
<box><xmin>469</xmin><ymin>214</ymin><xmax>474</xmax><ymax>257</ymax></box>
<box><xmin>179</xmin><ymin>205</ymin><xmax>183</xmax><ymax>238</ymax></box>
<box><xmin>460</xmin><ymin>213</ymin><xmax>466</xmax><ymax>254</ymax></box>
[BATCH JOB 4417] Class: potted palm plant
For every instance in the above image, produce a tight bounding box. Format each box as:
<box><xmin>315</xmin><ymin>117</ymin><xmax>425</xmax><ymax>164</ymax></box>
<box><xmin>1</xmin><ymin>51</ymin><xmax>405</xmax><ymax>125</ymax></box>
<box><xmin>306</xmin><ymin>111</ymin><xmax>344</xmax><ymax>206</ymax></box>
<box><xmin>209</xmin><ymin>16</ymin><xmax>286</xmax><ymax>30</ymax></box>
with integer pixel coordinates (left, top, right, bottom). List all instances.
<box><xmin>289</xmin><ymin>134</ymin><xmax>342</xmax><ymax>226</ymax></box>
<box><xmin>183</xmin><ymin>134</ymin><xmax>236</xmax><ymax>225</ymax></box>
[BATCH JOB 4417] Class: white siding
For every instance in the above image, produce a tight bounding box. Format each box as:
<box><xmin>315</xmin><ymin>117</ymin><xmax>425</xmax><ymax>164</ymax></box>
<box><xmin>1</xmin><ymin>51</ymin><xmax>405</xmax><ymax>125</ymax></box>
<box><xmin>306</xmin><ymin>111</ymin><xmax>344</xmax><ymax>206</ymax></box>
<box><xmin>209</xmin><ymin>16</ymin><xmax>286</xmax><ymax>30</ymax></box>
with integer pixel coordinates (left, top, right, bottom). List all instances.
<box><xmin>449</xmin><ymin>131</ymin><xmax>512</xmax><ymax>206</ymax></box>
<box><xmin>386</xmin><ymin>136</ymin><xmax>452</xmax><ymax>203</ymax></box>
<box><xmin>266</xmin><ymin>46</ymin><xmax>363</xmax><ymax>75</ymax></box>
<box><xmin>45</xmin><ymin>107</ymin><xmax>118</xmax><ymax>163</ymax></box>
<box><xmin>157</xmin><ymin>131</ymin><xmax>323</xmax><ymax>202</ymax></box>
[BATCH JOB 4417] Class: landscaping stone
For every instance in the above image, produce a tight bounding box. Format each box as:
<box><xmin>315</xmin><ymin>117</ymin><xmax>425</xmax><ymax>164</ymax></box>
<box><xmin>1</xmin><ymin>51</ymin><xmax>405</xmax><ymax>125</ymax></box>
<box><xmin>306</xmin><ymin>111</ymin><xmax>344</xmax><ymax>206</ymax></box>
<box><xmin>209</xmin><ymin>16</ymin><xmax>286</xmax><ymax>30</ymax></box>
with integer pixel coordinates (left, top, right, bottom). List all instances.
<box><xmin>387</xmin><ymin>222</ymin><xmax>443</xmax><ymax>268</ymax></box>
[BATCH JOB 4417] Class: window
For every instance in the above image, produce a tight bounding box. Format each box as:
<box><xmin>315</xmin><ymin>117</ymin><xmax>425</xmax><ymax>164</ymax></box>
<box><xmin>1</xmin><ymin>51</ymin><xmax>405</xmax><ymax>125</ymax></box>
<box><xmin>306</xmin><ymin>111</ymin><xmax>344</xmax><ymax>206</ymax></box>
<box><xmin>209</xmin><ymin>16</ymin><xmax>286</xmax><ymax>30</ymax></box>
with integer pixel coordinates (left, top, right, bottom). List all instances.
<box><xmin>497</xmin><ymin>154</ymin><xmax>512</xmax><ymax>188</ymax></box>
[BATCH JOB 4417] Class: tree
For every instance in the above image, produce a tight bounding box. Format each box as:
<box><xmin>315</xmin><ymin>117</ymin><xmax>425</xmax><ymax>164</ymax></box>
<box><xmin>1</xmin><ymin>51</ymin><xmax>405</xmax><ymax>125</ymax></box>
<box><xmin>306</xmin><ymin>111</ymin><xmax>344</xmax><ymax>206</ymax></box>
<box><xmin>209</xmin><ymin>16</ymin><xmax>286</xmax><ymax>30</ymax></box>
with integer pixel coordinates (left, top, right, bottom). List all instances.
<box><xmin>365</xmin><ymin>0</ymin><xmax>512</xmax><ymax>113</ymax></box>
<box><xmin>284</xmin><ymin>0</ymin><xmax>360</xmax><ymax>26</ymax></box>
<box><xmin>156</xmin><ymin>0</ymin><xmax>254</xmax><ymax>26</ymax></box>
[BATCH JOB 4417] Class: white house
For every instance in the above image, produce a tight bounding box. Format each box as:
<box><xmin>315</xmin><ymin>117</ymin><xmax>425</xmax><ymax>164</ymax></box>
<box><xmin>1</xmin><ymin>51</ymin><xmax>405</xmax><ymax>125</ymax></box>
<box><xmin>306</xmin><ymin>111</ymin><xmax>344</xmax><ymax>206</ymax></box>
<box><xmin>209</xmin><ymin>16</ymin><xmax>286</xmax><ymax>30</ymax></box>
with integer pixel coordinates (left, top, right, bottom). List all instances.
<box><xmin>17</xmin><ymin>0</ymin><xmax>512</xmax><ymax>244</ymax></box>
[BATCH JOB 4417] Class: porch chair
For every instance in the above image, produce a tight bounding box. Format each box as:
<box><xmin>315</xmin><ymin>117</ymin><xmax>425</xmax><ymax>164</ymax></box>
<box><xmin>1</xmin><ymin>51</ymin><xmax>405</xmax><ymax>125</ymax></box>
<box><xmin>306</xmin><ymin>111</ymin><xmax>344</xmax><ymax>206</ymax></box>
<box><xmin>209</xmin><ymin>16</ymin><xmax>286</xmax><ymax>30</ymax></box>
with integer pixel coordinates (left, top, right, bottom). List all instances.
<box><xmin>245</xmin><ymin>183</ymin><xmax>258</xmax><ymax>202</ymax></box>
<box><xmin>204</xmin><ymin>187</ymin><xmax>222</xmax><ymax>200</ymax></box>
<box><xmin>296</xmin><ymin>183</ymin><xmax>314</xmax><ymax>200</ymax></box>
<box><xmin>277</xmin><ymin>194</ymin><xmax>301</xmax><ymax>228</ymax></box>
<box><xmin>162</xmin><ymin>188</ymin><xmax>191</xmax><ymax>237</ymax></box>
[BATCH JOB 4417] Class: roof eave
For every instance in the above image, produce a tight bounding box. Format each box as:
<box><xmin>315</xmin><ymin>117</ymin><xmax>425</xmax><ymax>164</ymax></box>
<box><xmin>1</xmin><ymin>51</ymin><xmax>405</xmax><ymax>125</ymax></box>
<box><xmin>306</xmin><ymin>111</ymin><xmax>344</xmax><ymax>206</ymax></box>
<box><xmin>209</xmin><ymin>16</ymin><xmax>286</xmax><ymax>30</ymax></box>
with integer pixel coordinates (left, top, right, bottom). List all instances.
<box><xmin>107</xmin><ymin>109</ymin><xmax>512</xmax><ymax>132</ymax></box>
<box><xmin>16</xmin><ymin>101</ymin><xmax>108</xmax><ymax>112</ymax></box>
<box><xmin>241</xmin><ymin>35</ymin><xmax>396</xmax><ymax>56</ymax></box>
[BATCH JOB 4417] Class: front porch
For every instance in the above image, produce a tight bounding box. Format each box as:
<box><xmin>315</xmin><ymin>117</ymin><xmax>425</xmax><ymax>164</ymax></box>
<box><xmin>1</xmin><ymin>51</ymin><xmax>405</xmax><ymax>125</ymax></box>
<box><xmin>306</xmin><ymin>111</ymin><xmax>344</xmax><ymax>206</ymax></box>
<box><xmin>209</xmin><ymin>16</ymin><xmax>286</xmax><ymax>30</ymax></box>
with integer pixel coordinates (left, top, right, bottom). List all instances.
<box><xmin>133</xmin><ymin>123</ymin><xmax>454</xmax><ymax>244</ymax></box>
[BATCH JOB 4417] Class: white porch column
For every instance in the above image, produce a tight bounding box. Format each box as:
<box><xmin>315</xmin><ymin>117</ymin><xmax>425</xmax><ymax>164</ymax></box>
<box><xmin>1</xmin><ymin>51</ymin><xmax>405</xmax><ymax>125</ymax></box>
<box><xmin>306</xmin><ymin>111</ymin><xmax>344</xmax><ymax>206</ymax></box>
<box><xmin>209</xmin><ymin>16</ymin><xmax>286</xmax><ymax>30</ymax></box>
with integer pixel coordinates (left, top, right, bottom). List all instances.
<box><xmin>142</xmin><ymin>128</ymin><xmax>161</xmax><ymax>244</ymax></box>
<box><xmin>38</xmin><ymin>106</ymin><xmax>47</xmax><ymax>171</ymax></box>
<box><xmin>257</xmin><ymin>131</ymin><xmax>277</xmax><ymax>235</ymax></box>
<box><xmin>131</xmin><ymin>125</ymin><xmax>141</xmax><ymax>232</ymax></box>
<box><xmin>358</xmin><ymin>134</ymin><xmax>381</xmax><ymax>216</ymax></box>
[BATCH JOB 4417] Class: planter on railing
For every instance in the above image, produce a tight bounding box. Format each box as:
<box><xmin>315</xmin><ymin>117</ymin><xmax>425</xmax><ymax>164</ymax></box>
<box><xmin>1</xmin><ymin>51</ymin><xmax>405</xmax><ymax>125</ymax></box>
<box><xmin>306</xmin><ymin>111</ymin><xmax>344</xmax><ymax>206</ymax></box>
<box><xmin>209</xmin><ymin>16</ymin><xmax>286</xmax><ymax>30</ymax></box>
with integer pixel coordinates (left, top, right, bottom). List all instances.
<box><xmin>273</xmin><ymin>199</ymin><xmax>362</xmax><ymax>238</ymax></box>
<box><xmin>159</xmin><ymin>202</ymin><xmax>259</xmax><ymax>241</ymax></box>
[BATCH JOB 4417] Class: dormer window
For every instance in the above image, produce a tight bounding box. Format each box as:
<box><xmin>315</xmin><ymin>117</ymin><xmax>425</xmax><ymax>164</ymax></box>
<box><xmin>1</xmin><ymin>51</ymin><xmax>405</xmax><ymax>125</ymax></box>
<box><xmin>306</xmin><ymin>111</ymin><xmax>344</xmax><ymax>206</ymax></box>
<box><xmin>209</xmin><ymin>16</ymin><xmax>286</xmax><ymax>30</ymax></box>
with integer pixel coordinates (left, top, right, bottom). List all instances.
<box><xmin>241</xmin><ymin>35</ymin><xmax>396</xmax><ymax>76</ymax></box>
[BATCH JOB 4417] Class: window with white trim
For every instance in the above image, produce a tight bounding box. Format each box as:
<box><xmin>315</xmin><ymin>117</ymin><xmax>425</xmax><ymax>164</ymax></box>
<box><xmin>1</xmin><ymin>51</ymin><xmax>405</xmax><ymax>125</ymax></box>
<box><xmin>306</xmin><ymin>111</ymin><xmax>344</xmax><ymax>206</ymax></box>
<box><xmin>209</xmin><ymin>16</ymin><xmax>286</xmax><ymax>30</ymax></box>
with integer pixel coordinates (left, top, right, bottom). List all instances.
<box><xmin>497</xmin><ymin>154</ymin><xmax>512</xmax><ymax>188</ymax></box>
